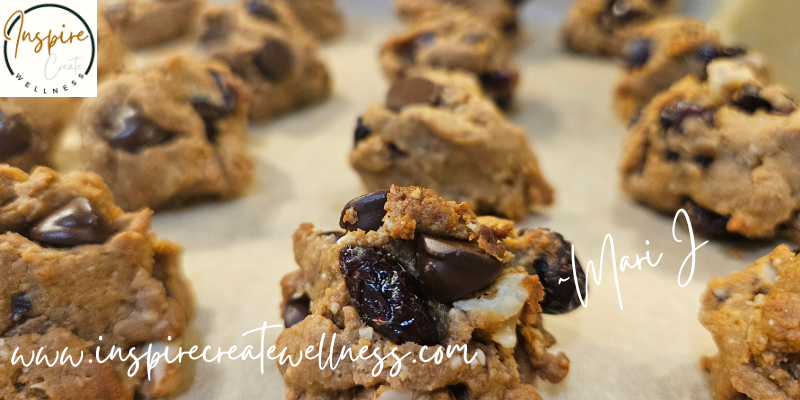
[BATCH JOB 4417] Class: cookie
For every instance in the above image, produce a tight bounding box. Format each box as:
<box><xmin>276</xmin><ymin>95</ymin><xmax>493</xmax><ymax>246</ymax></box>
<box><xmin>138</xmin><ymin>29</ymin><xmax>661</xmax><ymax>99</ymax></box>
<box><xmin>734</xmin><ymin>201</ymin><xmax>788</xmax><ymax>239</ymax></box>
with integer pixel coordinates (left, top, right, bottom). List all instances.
<box><xmin>380</xmin><ymin>7</ymin><xmax>519</xmax><ymax>109</ymax></box>
<box><xmin>699</xmin><ymin>245</ymin><xmax>800</xmax><ymax>400</ymax></box>
<box><xmin>277</xmin><ymin>186</ymin><xmax>586</xmax><ymax>399</ymax></box>
<box><xmin>561</xmin><ymin>0</ymin><xmax>676</xmax><ymax>57</ymax></box>
<box><xmin>0</xmin><ymin>164</ymin><xmax>194</xmax><ymax>399</ymax></box>
<box><xmin>103</xmin><ymin>0</ymin><xmax>201</xmax><ymax>50</ymax></box>
<box><xmin>98</xmin><ymin>10</ymin><xmax>128</xmax><ymax>79</ymax></box>
<box><xmin>350</xmin><ymin>69</ymin><xmax>553</xmax><ymax>221</ymax></box>
<box><xmin>613</xmin><ymin>18</ymin><xmax>770</xmax><ymax>122</ymax></box>
<box><xmin>196</xmin><ymin>1</ymin><xmax>332</xmax><ymax>122</ymax></box>
<box><xmin>0</xmin><ymin>98</ymin><xmax>76</xmax><ymax>171</ymax></box>
<box><xmin>394</xmin><ymin>0</ymin><xmax>525</xmax><ymax>40</ymax></box>
<box><xmin>620</xmin><ymin>58</ymin><xmax>800</xmax><ymax>239</ymax></box>
<box><xmin>79</xmin><ymin>55</ymin><xmax>254</xmax><ymax>211</ymax></box>
<box><xmin>282</xmin><ymin>0</ymin><xmax>345</xmax><ymax>41</ymax></box>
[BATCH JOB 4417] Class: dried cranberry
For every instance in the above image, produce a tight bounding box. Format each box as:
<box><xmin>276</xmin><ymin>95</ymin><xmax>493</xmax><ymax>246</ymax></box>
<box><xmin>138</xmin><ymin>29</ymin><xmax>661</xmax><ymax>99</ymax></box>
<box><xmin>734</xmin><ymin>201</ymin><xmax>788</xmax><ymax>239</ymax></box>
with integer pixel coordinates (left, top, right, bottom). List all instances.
<box><xmin>527</xmin><ymin>231</ymin><xmax>587</xmax><ymax>314</ymax></box>
<box><xmin>339</xmin><ymin>246</ymin><xmax>439</xmax><ymax>345</ymax></box>
<box><xmin>660</xmin><ymin>102</ymin><xmax>714</xmax><ymax>134</ymax></box>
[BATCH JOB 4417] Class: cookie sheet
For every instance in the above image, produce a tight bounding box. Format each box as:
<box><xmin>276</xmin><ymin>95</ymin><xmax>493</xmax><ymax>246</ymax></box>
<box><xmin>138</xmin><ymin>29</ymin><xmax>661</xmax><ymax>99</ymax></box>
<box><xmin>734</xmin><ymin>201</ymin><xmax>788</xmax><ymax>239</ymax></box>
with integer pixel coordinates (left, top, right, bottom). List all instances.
<box><xmin>73</xmin><ymin>0</ymin><xmax>778</xmax><ymax>398</ymax></box>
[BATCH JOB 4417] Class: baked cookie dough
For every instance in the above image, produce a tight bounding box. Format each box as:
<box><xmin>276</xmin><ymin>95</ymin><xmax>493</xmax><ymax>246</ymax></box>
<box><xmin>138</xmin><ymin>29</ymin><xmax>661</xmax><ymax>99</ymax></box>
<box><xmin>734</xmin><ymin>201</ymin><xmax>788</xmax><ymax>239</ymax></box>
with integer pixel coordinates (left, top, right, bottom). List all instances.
<box><xmin>350</xmin><ymin>69</ymin><xmax>553</xmax><ymax>221</ymax></box>
<box><xmin>394</xmin><ymin>0</ymin><xmax>526</xmax><ymax>40</ymax></box>
<box><xmin>561</xmin><ymin>0</ymin><xmax>676</xmax><ymax>57</ymax></box>
<box><xmin>196</xmin><ymin>1</ymin><xmax>332</xmax><ymax>122</ymax></box>
<box><xmin>700</xmin><ymin>245</ymin><xmax>800</xmax><ymax>400</ymax></box>
<box><xmin>277</xmin><ymin>185</ymin><xmax>586</xmax><ymax>399</ymax></box>
<box><xmin>98</xmin><ymin>10</ymin><xmax>128</xmax><ymax>79</ymax></box>
<box><xmin>380</xmin><ymin>8</ymin><xmax>519</xmax><ymax>109</ymax></box>
<box><xmin>79</xmin><ymin>55</ymin><xmax>254</xmax><ymax>211</ymax></box>
<box><xmin>282</xmin><ymin>0</ymin><xmax>345</xmax><ymax>41</ymax></box>
<box><xmin>103</xmin><ymin>0</ymin><xmax>202</xmax><ymax>50</ymax></box>
<box><xmin>613</xmin><ymin>18</ymin><xmax>769</xmax><ymax>122</ymax></box>
<box><xmin>620</xmin><ymin>59</ymin><xmax>800</xmax><ymax>239</ymax></box>
<box><xmin>0</xmin><ymin>164</ymin><xmax>194</xmax><ymax>399</ymax></box>
<box><xmin>0</xmin><ymin>98</ymin><xmax>76</xmax><ymax>171</ymax></box>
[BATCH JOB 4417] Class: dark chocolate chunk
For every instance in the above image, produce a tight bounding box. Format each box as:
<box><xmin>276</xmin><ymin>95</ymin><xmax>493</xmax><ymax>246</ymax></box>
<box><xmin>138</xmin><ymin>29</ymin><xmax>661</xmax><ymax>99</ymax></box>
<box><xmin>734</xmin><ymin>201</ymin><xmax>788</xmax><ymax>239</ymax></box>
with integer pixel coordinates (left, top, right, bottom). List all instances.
<box><xmin>339</xmin><ymin>246</ymin><xmax>439</xmax><ymax>345</ymax></box>
<box><xmin>354</xmin><ymin>117</ymin><xmax>371</xmax><ymax>145</ymax></box>
<box><xmin>101</xmin><ymin>107</ymin><xmax>174</xmax><ymax>153</ymax></box>
<box><xmin>245</xmin><ymin>0</ymin><xmax>278</xmax><ymax>21</ymax></box>
<box><xmin>253</xmin><ymin>39</ymin><xmax>294</xmax><ymax>82</ymax></box>
<box><xmin>386</xmin><ymin>77</ymin><xmax>440</xmax><ymax>112</ymax></box>
<box><xmin>29</xmin><ymin>198</ymin><xmax>112</xmax><ymax>248</ymax></box>
<box><xmin>192</xmin><ymin>70</ymin><xmax>238</xmax><ymax>143</ymax></box>
<box><xmin>11</xmin><ymin>293</ymin><xmax>31</xmax><ymax>323</ymax></box>
<box><xmin>0</xmin><ymin>111</ymin><xmax>33</xmax><ymax>161</ymax></box>
<box><xmin>479</xmin><ymin>69</ymin><xmax>518</xmax><ymax>110</ymax></box>
<box><xmin>339</xmin><ymin>190</ymin><xmax>389</xmax><ymax>232</ymax></box>
<box><xmin>416</xmin><ymin>234</ymin><xmax>505</xmax><ymax>303</ymax></box>
<box><xmin>660</xmin><ymin>102</ymin><xmax>715</xmax><ymax>134</ymax></box>
<box><xmin>527</xmin><ymin>231</ymin><xmax>587</xmax><ymax>314</ymax></box>
<box><xmin>623</xmin><ymin>38</ymin><xmax>652</xmax><ymax>69</ymax></box>
<box><xmin>683</xmin><ymin>201</ymin><xmax>734</xmax><ymax>238</ymax></box>
<box><xmin>283</xmin><ymin>297</ymin><xmax>310</xmax><ymax>328</ymax></box>
<box><xmin>732</xmin><ymin>83</ymin><xmax>774</xmax><ymax>114</ymax></box>
<box><xmin>694</xmin><ymin>155</ymin><xmax>714</xmax><ymax>168</ymax></box>
<box><xmin>396</xmin><ymin>32</ymin><xmax>436</xmax><ymax>64</ymax></box>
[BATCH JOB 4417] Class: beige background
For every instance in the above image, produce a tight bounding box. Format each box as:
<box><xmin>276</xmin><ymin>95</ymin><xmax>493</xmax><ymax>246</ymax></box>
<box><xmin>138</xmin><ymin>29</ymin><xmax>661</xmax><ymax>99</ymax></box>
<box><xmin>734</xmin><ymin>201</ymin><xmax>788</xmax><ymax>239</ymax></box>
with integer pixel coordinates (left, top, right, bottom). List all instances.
<box><xmin>80</xmin><ymin>0</ymin><xmax>787</xmax><ymax>398</ymax></box>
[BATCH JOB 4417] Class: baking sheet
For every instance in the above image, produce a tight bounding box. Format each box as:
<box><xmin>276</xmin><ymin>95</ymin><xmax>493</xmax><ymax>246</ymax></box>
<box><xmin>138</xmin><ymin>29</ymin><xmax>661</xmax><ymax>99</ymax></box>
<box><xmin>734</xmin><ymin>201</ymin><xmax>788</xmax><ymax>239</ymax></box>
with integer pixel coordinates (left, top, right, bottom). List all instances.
<box><xmin>71</xmin><ymin>1</ymin><xmax>786</xmax><ymax>398</ymax></box>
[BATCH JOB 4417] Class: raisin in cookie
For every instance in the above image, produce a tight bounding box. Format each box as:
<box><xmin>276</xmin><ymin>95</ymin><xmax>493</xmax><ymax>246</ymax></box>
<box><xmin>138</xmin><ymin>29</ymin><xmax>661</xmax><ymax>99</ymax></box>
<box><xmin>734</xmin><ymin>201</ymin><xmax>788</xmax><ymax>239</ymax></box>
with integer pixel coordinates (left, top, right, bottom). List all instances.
<box><xmin>196</xmin><ymin>1</ymin><xmax>331</xmax><ymax>122</ymax></box>
<box><xmin>350</xmin><ymin>70</ymin><xmax>552</xmax><ymax>221</ymax></box>
<box><xmin>79</xmin><ymin>55</ymin><xmax>254</xmax><ymax>211</ymax></box>
<box><xmin>561</xmin><ymin>0</ymin><xmax>676</xmax><ymax>57</ymax></box>
<box><xmin>98</xmin><ymin>10</ymin><xmax>128</xmax><ymax>79</ymax></box>
<box><xmin>613</xmin><ymin>18</ymin><xmax>770</xmax><ymax>122</ymax></box>
<box><xmin>394</xmin><ymin>0</ymin><xmax>526</xmax><ymax>40</ymax></box>
<box><xmin>0</xmin><ymin>164</ymin><xmax>194</xmax><ymax>399</ymax></box>
<box><xmin>380</xmin><ymin>8</ymin><xmax>519</xmax><ymax>110</ymax></box>
<box><xmin>620</xmin><ymin>58</ymin><xmax>800</xmax><ymax>239</ymax></box>
<box><xmin>277</xmin><ymin>186</ymin><xmax>586</xmax><ymax>399</ymax></box>
<box><xmin>699</xmin><ymin>245</ymin><xmax>800</xmax><ymax>400</ymax></box>
<box><xmin>103</xmin><ymin>0</ymin><xmax>201</xmax><ymax>50</ymax></box>
<box><xmin>282</xmin><ymin>0</ymin><xmax>344</xmax><ymax>41</ymax></box>
<box><xmin>0</xmin><ymin>98</ymin><xmax>74</xmax><ymax>171</ymax></box>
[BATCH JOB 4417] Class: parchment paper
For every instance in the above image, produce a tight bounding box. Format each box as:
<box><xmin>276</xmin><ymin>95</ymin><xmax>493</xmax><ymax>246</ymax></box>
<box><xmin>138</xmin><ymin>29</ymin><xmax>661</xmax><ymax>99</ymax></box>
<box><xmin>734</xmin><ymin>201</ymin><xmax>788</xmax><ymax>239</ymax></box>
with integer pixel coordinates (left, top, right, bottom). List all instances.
<box><xmin>67</xmin><ymin>1</ymin><xmax>783</xmax><ymax>398</ymax></box>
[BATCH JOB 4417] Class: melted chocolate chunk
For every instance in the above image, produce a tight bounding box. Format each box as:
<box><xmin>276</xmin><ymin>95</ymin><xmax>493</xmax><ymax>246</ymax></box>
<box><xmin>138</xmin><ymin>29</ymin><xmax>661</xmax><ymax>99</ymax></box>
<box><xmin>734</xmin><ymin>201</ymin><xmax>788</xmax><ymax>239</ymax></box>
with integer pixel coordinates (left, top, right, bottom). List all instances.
<box><xmin>283</xmin><ymin>297</ymin><xmax>310</xmax><ymax>328</ymax></box>
<box><xmin>684</xmin><ymin>201</ymin><xmax>734</xmax><ymax>238</ymax></box>
<box><xmin>253</xmin><ymin>39</ymin><xmax>294</xmax><ymax>82</ymax></box>
<box><xmin>0</xmin><ymin>111</ymin><xmax>33</xmax><ymax>161</ymax></box>
<box><xmin>354</xmin><ymin>117</ymin><xmax>371</xmax><ymax>145</ymax></box>
<box><xmin>192</xmin><ymin>70</ymin><xmax>238</xmax><ymax>143</ymax></box>
<box><xmin>245</xmin><ymin>0</ymin><xmax>278</xmax><ymax>21</ymax></box>
<box><xmin>732</xmin><ymin>84</ymin><xmax>774</xmax><ymax>114</ymax></box>
<box><xmin>386</xmin><ymin>77</ymin><xmax>440</xmax><ymax>112</ymax></box>
<box><xmin>479</xmin><ymin>69</ymin><xmax>518</xmax><ymax>110</ymax></box>
<box><xmin>29</xmin><ymin>198</ymin><xmax>112</xmax><ymax>248</ymax></box>
<box><xmin>101</xmin><ymin>107</ymin><xmax>174</xmax><ymax>153</ymax></box>
<box><xmin>339</xmin><ymin>246</ymin><xmax>439</xmax><ymax>345</ymax></box>
<box><xmin>11</xmin><ymin>293</ymin><xmax>31</xmax><ymax>323</ymax></box>
<box><xmin>339</xmin><ymin>190</ymin><xmax>389</xmax><ymax>232</ymax></box>
<box><xmin>416</xmin><ymin>235</ymin><xmax>506</xmax><ymax>303</ymax></box>
<box><xmin>623</xmin><ymin>38</ymin><xmax>652</xmax><ymax>69</ymax></box>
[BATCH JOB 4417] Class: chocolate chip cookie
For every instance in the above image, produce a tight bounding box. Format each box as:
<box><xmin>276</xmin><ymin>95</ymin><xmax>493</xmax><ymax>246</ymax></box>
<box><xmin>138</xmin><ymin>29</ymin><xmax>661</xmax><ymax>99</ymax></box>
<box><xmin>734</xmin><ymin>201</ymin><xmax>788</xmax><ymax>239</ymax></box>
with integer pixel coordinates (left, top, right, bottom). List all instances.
<box><xmin>79</xmin><ymin>55</ymin><xmax>254</xmax><ymax>211</ymax></box>
<box><xmin>350</xmin><ymin>70</ymin><xmax>553</xmax><ymax>221</ymax></box>
<box><xmin>98</xmin><ymin>10</ymin><xmax>128</xmax><ymax>79</ymax></box>
<box><xmin>277</xmin><ymin>186</ymin><xmax>585</xmax><ymax>399</ymax></box>
<box><xmin>380</xmin><ymin>7</ymin><xmax>519</xmax><ymax>110</ymax></box>
<box><xmin>0</xmin><ymin>164</ymin><xmax>194</xmax><ymax>399</ymax></box>
<box><xmin>103</xmin><ymin>0</ymin><xmax>202</xmax><ymax>50</ymax></box>
<box><xmin>561</xmin><ymin>0</ymin><xmax>676</xmax><ymax>57</ymax></box>
<box><xmin>196</xmin><ymin>1</ymin><xmax>332</xmax><ymax>122</ymax></box>
<box><xmin>613</xmin><ymin>18</ymin><xmax>770</xmax><ymax>122</ymax></box>
<box><xmin>700</xmin><ymin>245</ymin><xmax>800</xmax><ymax>400</ymax></box>
<box><xmin>0</xmin><ymin>98</ymin><xmax>75</xmax><ymax>171</ymax></box>
<box><xmin>620</xmin><ymin>58</ymin><xmax>800</xmax><ymax>239</ymax></box>
<box><xmin>282</xmin><ymin>0</ymin><xmax>345</xmax><ymax>41</ymax></box>
<box><xmin>394</xmin><ymin>0</ymin><xmax>526</xmax><ymax>40</ymax></box>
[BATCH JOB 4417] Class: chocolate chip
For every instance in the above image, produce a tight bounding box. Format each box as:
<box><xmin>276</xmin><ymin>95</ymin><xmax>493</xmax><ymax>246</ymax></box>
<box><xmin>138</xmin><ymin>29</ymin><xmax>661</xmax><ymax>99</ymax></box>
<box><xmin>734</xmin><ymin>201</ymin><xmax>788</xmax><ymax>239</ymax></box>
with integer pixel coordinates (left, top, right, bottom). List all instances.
<box><xmin>0</xmin><ymin>111</ymin><xmax>33</xmax><ymax>161</ymax></box>
<box><xmin>192</xmin><ymin>70</ymin><xmax>238</xmax><ymax>143</ymax></box>
<box><xmin>479</xmin><ymin>69</ymin><xmax>518</xmax><ymax>110</ymax></box>
<box><xmin>416</xmin><ymin>234</ymin><xmax>506</xmax><ymax>303</ymax></box>
<box><xmin>245</xmin><ymin>0</ymin><xmax>278</xmax><ymax>21</ymax></box>
<box><xmin>623</xmin><ymin>38</ymin><xmax>652</xmax><ymax>69</ymax></box>
<box><xmin>101</xmin><ymin>107</ymin><xmax>174</xmax><ymax>153</ymax></box>
<box><xmin>354</xmin><ymin>117</ymin><xmax>371</xmax><ymax>145</ymax></box>
<box><xmin>339</xmin><ymin>190</ymin><xmax>389</xmax><ymax>232</ymax></box>
<box><xmin>528</xmin><ymin>232</ymin><xmax>587</xmax><ymax>314</ymax></box>
<box><xmin>283</xmin><ymin>297</ymin><xmax>310</xmax><ymax>328</ymax></box>
<box><xmin>660</xmin><ymin>102</ymin><xmax>714</xmax><ymax>134</ymax></box>
<box><xmin>396</xmin><ymin>32</ymin><xmax>436</xmax><ymax>64</ymax></box>
<box><xmin>253</xmin><ymin>39</ymin><xmax>294</xmax><ymax>82</ymax></box>
<box><xmin>386</xmin><ymin>77</ymin><xmax>440</xmax><ymax>112</ymax></box>
<box><xmin>11</xmin><ymin>293</ymin><xmax>31</xmax><ymax>323</ymax></box>
<box><xmin>684</xmin><ymin>201</ymin><xmax>734</xmax><ymax>238</ymax></box>
<box><xmin>29</xmin><ymin>198</ymin><xmax>112</xmax><ymax>248</ymax></box>
<box><xmin>732</xmin><ymin>84</ymin><xmax>773</xmax><ymax>114</ymax></box>
<box><xmin>449</xmin><ymin>384</ymin><xmax>470</xmax><ymax>400</ymax></box>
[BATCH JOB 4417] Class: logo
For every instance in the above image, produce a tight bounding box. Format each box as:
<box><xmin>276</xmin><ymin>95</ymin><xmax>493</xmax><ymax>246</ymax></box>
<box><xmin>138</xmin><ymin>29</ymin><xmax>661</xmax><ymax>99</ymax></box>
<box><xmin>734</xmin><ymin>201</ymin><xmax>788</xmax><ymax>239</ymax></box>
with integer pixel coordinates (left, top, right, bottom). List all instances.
<box><xmin>1</xmin><ymin>1</ymin><xmax>97</xmax><ymax>97</ymax></box>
